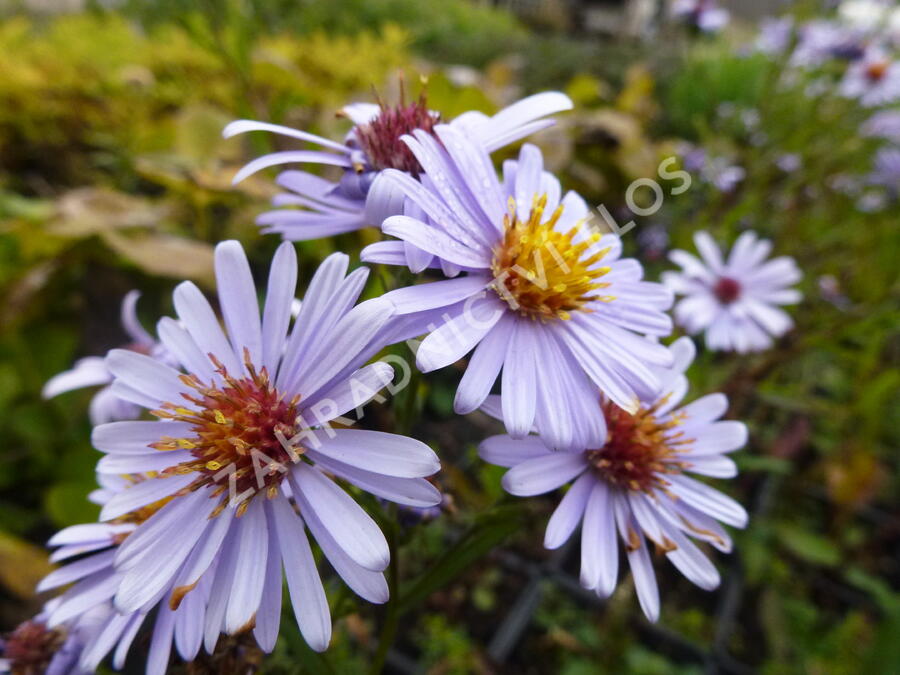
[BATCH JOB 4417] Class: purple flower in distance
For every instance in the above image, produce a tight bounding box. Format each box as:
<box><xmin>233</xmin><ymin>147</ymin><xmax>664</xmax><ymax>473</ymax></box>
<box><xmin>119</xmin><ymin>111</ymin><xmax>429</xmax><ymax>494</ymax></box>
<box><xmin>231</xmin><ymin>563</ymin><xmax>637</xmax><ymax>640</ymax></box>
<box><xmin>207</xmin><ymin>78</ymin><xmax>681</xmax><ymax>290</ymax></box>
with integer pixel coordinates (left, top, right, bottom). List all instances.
<box><xmin>840</xmin><ymin>48</ymin><xmax>900</xmax><ymax>107</ymax></box>
<box><xmin>363</xmin><ymin>127</ymin><xmax>674</xmax><ymax>451</ymax></box>
<box><xmin>479</xmin><ymin>337</ymin><xmax>748</xmax><ymax>621</ymax></box>
<box><xmin>869</xmin><ymin>146</ymin><xmax>900</xmax><ymax>189</ymax></box>
<box><xmin>791</xmin><ymin>20</ymin><xmax>866</xmax><ymax>67</ymax></box>
<box><xmin>91</xmin><ymin>241</ymin><xmax>441</xmax><ymax>654</ymax></box>
<box><xmin>42</xmin><ymin>292</ymin><xmax>169</xmax><ymax>424</ymax></box>
<box><xmin>862</xmin><ymin>109</ymin><xmax>900</xmax><ymax>141</ymax></box>
<box><xmin>671</xmin><ymin>0</ymin><xmax>730</xmax><ymax>33</ymax></box>
<box><xmin>223</xmin><ymin>91</ymin><xmax>572</xmax><ymax>245</ymax></box>
<box><xmin>663</xmin><ymin>231</ymin><xmax>802</xmax><ymax>352</ymax></box>
<box><xmin>755</xmin><ymin>16</ymin><xmax>795</xmax><ymax>55</ymax></box>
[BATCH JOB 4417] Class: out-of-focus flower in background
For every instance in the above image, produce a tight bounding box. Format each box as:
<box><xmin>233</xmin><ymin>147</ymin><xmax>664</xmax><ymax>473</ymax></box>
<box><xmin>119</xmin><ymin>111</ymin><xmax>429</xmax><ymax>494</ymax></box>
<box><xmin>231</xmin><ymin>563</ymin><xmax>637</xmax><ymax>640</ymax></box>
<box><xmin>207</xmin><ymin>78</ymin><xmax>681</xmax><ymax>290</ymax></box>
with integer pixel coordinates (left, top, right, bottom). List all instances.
<box><xmin>671</xmin><ymin>0</ymin><xmax>730</xmax><ymax>34</ymax></box>
<box><xmin>41</xmin><ymin>292</ymin><xmax>170</xmax><ymax>425</ymax></box>
<box><xmin>840</xmin><ymin>48</ymin><xmax>900</xmax><ymax>107</ymax></box>
<box><xmin>664</xmin><ymin>231</ymin><xmax>802</xmax><ymax>352</ymax></box>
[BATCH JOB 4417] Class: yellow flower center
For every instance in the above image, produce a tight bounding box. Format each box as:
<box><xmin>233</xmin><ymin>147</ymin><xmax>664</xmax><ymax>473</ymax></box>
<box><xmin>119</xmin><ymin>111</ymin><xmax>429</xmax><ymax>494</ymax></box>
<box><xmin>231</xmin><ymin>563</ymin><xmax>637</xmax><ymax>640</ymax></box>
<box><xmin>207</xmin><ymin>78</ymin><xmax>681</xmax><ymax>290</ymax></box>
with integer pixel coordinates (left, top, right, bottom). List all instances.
<box><xmin>490</xmin><ymin>195</ymin><xmax>613</xmax><ymax>321</ymax></box>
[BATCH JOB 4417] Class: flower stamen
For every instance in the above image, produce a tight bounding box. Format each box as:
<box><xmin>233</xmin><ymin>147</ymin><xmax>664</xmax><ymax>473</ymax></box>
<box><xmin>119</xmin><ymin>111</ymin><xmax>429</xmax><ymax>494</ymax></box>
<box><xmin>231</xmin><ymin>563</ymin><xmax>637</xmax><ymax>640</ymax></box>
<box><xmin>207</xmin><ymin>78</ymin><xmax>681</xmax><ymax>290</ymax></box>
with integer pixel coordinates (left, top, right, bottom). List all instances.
<box><xmin>151</xmin><ymin>351</ymin><xmax>303</xmax><ymax>511</ymax></box>
<box><xmin>491</xmin><ymin>195</ymin><xmax>612</xmax><ymax>321</ymax></box>
<box><xmin>588</xmin><ymin>400</ymin><xmax>691</xmax><ymax>493</ymax></box>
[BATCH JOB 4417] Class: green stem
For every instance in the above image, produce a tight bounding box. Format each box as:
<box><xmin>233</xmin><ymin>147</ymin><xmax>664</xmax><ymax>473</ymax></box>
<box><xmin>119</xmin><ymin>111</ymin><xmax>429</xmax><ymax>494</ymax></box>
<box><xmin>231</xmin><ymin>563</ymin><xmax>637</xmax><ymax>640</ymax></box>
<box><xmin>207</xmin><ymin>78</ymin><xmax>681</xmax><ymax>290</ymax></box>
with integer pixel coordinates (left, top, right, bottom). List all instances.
<box><xmin>370</xmin><ymin>506</ymin><xmax>400</xmax><ymax>674</ymax></box>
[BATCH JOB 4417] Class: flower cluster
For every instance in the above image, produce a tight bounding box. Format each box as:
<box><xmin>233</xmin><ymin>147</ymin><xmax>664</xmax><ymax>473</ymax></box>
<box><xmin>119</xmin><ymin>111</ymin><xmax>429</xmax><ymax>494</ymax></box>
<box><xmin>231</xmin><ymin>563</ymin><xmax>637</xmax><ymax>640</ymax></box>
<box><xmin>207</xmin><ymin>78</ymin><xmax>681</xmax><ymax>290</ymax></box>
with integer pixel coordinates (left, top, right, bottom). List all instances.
<box><xmin>8</xmin><ymin>87</ymin><xmax>803</xmax><ymax>673</ymax></box>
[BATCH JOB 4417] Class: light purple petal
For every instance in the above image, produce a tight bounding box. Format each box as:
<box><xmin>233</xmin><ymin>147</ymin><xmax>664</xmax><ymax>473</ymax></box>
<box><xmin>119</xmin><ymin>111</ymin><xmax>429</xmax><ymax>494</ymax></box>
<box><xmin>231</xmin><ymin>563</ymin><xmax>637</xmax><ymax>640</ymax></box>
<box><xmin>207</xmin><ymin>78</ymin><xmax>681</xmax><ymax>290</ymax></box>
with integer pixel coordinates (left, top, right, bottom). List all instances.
<box><xmin>454</xmin><ymin>313</ymin><xmax>514</xmax><ymax>414</ymax></box>
<box><xmin>215</xmin><ymin>240</ymin><xmax>262</xmax><ymax>370</ymax></box>
<box><xmin>580</xmin><ymin>482</ymin><xmax>618</xmax><ymax>596</ymax></box>
<box><xmin>544</xmin><ymin>472</ymin><xmax>594</xmax><ymax>549</ymax></box>
<box><xmin>105</xmin><ymin>350</ymin><xmax>186</xmax><ymax>406</ymax></box>
<box><xmin>501</xmin><ymin>321</ymin><xmax>538</xmax><ymax>437</ymax></box>
<box><xmin>292</xmin><ymin>464</ymin><xmax>389</xmax><ymax>571</ymax></box>
<box><xmin>384</xmin><ymin>276</ymin><xmax>488</xmax><ymax>314</ymax></box>
<box><xmin>416</xmin><ymin>294</ymin><xmax>504</xmax><ymax>372</ymax></box>
<box><xmin>309</xmin><ymin>429</ymin><xmax>439</xmax><ymax>478</ymax></box>
<box><xmin>173</xmin><ymin>281</ymin><xmax>241</xmax><ymax>375</ymax></box>
<box><xmin>478</xmin><ymin>434</ymin><xmax>550</xmax><ymax>468</ymax></box>
<box><xmin>225</xmin><ymin>497</ymin><xmax>268</xmax><ymax>633</ymax></box>
<box><xmin>501</xmin><ymin>451</ymin><xmax>588</xmax><ymax>496</ymax></box>
<box><xmin>43</xmin><ymin>357</ymin><xmax>111</xmax><ymax>399</ymax></box>
<box><xmin>293</xmin><ymin>481</ymin><xmax>389</xmax><ymax>604</ymax></box>
<box><xmin>267</xmin><ymin>495</ymin><xmax>331</xmax><ymax>651</ymax></box>
<box><xmin>92</xmin><ymin>420</ymin><xmax>193</xmax><ymax>455</ymax></box>
<box><xmin>309</xmin><ymin>453</ymin><xmax>442</xmax><ymax>508</ymax></box>
<box><xmin>223</xmin><ymin>120</ymin><xmax>349</xmax><ymax>152</ymax></box>
<box><xmin>231</xmin><ymin>151</ymin><xmax>352</xmax><ymax>185</ymax></box>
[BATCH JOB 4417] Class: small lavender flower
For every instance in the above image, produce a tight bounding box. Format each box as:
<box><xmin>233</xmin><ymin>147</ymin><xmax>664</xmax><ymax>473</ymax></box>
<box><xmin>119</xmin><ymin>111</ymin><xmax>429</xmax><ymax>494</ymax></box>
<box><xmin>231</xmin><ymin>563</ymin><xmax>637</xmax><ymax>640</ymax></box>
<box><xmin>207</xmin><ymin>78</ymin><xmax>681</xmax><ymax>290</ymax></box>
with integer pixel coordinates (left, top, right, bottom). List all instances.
<box><xmin>776</xmin><ymin>153</ymin><xmax>802</xmax><ymax>173</ymax></box>
<box><xmin>663</xmin><ymin>231</ymin><xmax>802</xmax><ymax>352</ymax></box>
<box><xmin>92</xmin><ymin>241</ymin><xmax>441</xmax><ymax>654</ymax></box>
<box><xmin>671</xmin><ymin>0</ymin><xmax>730</xmax><ymax>33</ymax></box>
<box><xmin>42</xmin><ymin>292</ymin><xmax>168</xmax><ymax>424</ymax></box>
<box><xmin>840</xmin><ymin>48</ymin><xmax>900</xmax><ymax>107</ymax></box>
<box><xmin>361</xmin><ymin>128</ymin><xmax>674</xmax><ymax>452</ymax></box>
<box><xmin>791</xmin><ymin>20</ymin><xmax>866</xmax><ymax>67</ymax></box>
<box><xmin>862</xmin><ymin>109</ymin><xmax>900</xmax><ymax>141</ymax></box>
<box><xmin>755</xmin><ymin>16</ymin><xmax>795</xmax><ymax>55</ymax></box>
<box><xmin>223</xmin><ymin>91</ymin><xmax>572</xmax><ymax>244</ymax></box>
<box><xmin>869</xmin><ymin>146</ymin><xmax>900</xmax><ymax>189</ymax></box>
<box><xmin>480</xmin><ymin>337</ymin><xmax>748</xmax><ymax>621</ymax></box>
<box><xmin>679</xmin><ymin>145</ymin><xmax>744</xmax><ymax>192</ymax></box>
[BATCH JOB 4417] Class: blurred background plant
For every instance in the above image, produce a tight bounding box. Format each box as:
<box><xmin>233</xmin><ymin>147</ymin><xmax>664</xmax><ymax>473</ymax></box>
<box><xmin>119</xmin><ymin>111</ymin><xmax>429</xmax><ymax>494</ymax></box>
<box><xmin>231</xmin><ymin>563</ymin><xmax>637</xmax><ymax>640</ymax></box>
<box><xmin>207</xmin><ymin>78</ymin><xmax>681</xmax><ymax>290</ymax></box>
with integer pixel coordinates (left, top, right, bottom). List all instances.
<box><xmin>0</xmin><ymin>0</ymin><xmax>896</xmax><ymax>672</ymax></box>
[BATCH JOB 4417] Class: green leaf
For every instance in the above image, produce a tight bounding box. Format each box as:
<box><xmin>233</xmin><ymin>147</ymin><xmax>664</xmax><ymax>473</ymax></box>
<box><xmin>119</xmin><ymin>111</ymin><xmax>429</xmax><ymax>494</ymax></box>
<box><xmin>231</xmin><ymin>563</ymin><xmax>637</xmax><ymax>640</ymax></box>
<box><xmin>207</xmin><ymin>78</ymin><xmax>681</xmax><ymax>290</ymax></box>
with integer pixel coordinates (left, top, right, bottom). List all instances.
<box><xmin>398</xmin><ymin>504</ymin><xmax>525</xmax><ymax>613</ymax></box>
<box><xmin>775</xmin><ymin>523</ymin><xmax>841</xmax><ymax>567</ymax></box>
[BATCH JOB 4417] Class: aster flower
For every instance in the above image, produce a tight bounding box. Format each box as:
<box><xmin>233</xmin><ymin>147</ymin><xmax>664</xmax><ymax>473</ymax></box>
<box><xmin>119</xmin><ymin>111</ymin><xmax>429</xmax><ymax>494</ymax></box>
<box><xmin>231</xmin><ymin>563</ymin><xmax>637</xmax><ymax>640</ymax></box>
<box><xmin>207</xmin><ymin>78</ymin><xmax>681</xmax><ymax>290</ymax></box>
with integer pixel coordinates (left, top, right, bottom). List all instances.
<box><xmin>862</xmin><ymin>109</ymin><xmax>900</xmax><ymax>141</ymax></box>
<box><xmin>840</xmin><ymin>48</ymin><xmax>900</xmax><ymax>106</ymax></box>
<box><xmin>869</xmin><ymin>146</ymin><xmax>900</xmax><ymax>189</ymax></box>
<box><xmin>0</xmin><ymin>607</ymin><xmax>92</xmax><ymax>675</ymax></box>
<box><xmin>24</xmin><ymin>472</ymin><xmax>216</xmax><ymax>675</ymax></box>
<box><xmin>663</xmin><ymin>231</ymin><xmax>802</xmax><ymax>353</ymax></box>
<box><xmin>361</xmin><ymin>126</ymin><xmax>674</xmax><ymax>451</ymax></box>
<box><xmin>839</xmin><ymin>0</ymin><xmax>893</xmax><ymax>33</ymax></box>
<box><xmin>223</xmin><ymin>90</ymin><xmax>572</xmax><ymax>248</ymax></box>
<box><xmin>42</xmin><ymin>291</ymin><xmax>168</xmax><ymax>424</ymax></box>
<box><xmin>790</xmin><ymin>20</ymin><xmax>866</xmax><ymax>67</ymax></box>
<box><xmin>754</xmin><ymin>16</ymin><xmax>795</xmax><ymax>55</ymax></box>
<box><xmin>90</xmin><ymin>240</ymin><xmax>441</xmax><ymax>655</ymax></box>
<box><xmin>671</xmin><ymin>0</ymin><xmax>730</xmax><ymax>33</ymax></box>
<box><xmin>479</xmin><ymin>337</ymin><xmax>749</xmax><ymax>621</ymax></box>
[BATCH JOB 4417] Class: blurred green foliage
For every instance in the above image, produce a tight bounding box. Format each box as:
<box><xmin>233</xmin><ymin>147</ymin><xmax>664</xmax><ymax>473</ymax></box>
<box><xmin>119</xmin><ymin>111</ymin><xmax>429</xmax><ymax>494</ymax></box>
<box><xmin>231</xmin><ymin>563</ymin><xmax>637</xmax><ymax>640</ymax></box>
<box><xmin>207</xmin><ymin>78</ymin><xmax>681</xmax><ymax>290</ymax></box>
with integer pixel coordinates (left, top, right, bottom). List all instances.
<box><xmin>0</xmin><ymin>1</ymin><xmax>897</xmax><ymax>672</ymax></box>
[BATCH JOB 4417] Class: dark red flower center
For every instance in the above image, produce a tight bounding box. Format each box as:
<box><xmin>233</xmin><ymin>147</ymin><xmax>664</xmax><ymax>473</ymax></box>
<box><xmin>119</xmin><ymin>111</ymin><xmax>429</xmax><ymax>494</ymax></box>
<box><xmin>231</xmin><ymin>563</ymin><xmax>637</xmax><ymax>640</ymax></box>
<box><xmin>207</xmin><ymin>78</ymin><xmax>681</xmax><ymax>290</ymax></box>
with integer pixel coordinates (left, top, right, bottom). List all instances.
<box><xmin>152</xmin><ymin>353</ymin><xmax>303</xmax><ymax>516</ymax></box>
<box><xmin>866</xmin><ymin>61</ymin><xmax>889</xmax><ymax>82</ymax></box>
<box><xmin>2</xmin><ymin>620</ymin><xmax>65</xmax><ymax>675</ymax></box>
<box><xmin>355</xmin><ymin>93</ymin><xmax>440</xmax><ymax>176</ymax></box>
<box><xmin>587</xmin><ymin>401</ymin><xmax>688</xmax><ymax>493</ymax></box>
<box><xmin>713</xmin><ymin>276</ymin><xmax>742</xmax><ymax>304</ymax></box>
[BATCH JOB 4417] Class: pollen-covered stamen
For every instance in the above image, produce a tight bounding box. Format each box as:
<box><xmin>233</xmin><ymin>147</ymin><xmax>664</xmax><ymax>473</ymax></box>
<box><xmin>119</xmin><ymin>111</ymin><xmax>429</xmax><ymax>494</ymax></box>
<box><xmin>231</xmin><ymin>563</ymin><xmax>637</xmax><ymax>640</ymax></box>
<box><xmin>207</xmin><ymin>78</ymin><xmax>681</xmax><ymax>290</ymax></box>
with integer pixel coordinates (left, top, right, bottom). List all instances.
<box><xmin>2</xmin><ymin>620</ymin><xmax>66</xmax><ymax>675</ymax></box>
<box><xmin>491</xmin><ymin>195</ymin><xmax>613</xmax><ymax>321</ymax></box>
<box><xmin>713</xmin><ymin>276</ymin><xmax>742</xmax><ymax>304</ymax></box>
<box><xmin>354</xmin><ymin>90</ymin><xmax>440</xmax><ymax>176</ymax></box>
<box><xmin>151</xmin><ymin>352</ymin><xmax>302</xmax><ymax>515</ymax></box>
<box><xmin>587</xmin><ymin>400</ymin><xmax>691</xmax><ymax>493</ymax></box>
